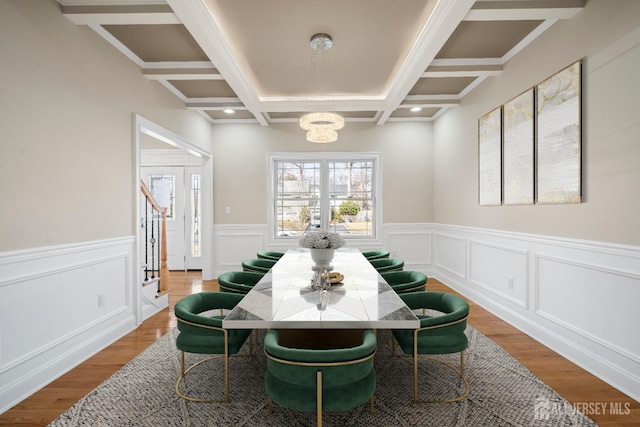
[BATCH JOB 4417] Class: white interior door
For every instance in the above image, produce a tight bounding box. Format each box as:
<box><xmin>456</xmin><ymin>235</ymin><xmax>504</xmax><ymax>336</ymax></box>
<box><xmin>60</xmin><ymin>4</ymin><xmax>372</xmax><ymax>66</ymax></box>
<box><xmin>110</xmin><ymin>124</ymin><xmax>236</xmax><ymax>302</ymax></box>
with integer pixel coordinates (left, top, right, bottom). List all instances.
<box><xmin>142</xmin><ymin>166</ymin><xmax>185</xmax><ymax>270</ymax></box>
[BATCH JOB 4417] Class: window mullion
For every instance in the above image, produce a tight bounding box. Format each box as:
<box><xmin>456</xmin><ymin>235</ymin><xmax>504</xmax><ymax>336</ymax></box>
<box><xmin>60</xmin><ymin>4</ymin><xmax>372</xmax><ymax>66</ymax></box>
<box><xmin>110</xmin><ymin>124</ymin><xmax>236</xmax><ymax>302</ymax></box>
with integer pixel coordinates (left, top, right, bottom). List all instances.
<box><xmin>320</xmin><ymin>159</ymin><xmax>330</xmax><ymax>231</ymax></box>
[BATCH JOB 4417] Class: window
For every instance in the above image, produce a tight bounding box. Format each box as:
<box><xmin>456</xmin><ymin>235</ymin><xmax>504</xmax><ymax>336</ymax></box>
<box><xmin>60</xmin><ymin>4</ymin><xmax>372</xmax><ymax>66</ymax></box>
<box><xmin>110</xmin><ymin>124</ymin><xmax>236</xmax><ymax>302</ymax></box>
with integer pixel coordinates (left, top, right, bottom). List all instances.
<box><xmin>190</xmin><ymin>173</ymin><xmax>201</xmax><ymax>257</ymax></box>
<box><xmin>148</xmin><ymin>174</ymin><xmax>175</xmax><ymax>220</ymax></box>
<box><xmin>270</xmin><ymin>153</ymin><xmax>381</xmax><ymax>242</ymax></box>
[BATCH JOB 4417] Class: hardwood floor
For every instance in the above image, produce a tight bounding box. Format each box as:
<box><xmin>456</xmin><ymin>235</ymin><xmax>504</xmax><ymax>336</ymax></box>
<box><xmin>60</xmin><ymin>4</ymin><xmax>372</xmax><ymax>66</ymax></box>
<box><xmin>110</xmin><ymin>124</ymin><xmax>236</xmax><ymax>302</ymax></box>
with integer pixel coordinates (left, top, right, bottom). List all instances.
<box><xmin>1</xmin><ymin>272</ymin><xmax>637</xmax><ymax>426</ymax></box>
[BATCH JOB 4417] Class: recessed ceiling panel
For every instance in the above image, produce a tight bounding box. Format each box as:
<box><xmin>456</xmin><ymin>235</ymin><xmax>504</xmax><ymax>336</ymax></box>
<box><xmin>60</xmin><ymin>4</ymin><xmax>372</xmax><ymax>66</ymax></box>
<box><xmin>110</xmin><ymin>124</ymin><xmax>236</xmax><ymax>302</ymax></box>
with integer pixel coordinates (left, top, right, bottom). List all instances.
<box><xmin>268</xmin><ymin>111</ymin><xmax>377</xmax><ymax>120</ymax></box>
<box><xmin>205</xmin><ymin>0</ymin><xmax>437</xmax><ymax>98</ymax></box>
<box><xmin>391</xmin><ymin>107</ymin><xmax>440</xmax><ymax>118</ymax></box>
<box><xmin>103</xmin><ymin>24</ymin><xmax>209</xmax><ymax>62</ymax></box>
<box><xmin>409</xmin><ymin>77</ymin><xmax>476</xmax><ymax>95</ymax></box>
<box><xmin>169</xmin><ymin>80</ymin><xmax>237</xmax><ymax>98</ymax></box>
<box><xmin>69</xmin><ymin>0</ymin><xmax>582</xmax><ymax>125</ymax></box>
<box><xmin>436</xmin><ymin>20</ymin><xmax>543</xmax><ymax>59</ymax></box>
<box><xmin>205</xmin><ymin>110</ymin><xmax>255</xmax><ymax>120</ymax></box>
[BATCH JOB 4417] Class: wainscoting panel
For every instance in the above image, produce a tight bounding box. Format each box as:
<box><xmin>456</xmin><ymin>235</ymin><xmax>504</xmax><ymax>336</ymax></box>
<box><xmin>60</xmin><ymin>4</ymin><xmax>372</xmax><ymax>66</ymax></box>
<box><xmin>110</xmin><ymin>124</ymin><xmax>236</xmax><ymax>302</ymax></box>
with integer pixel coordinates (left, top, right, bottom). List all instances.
<box><xmin>215</xmin><ymin>225</ymin><xmax>268</xmax><ymax>273</ymax></box>
<box><xmin>469</xmin><ymin>240</ymin><xmax>529</xmax><ymax>308</ymax></box>
<box><xmin>432</xmin><ymin>224</ymin><xmax>640</xmax><ymax>401</ymax></box>
<box><xmin>212</xmin><ymin>223</ymin><xmax>640</xmax><ymax>398</ymax></box>
<box><xmin>536</xmin><ymin>254</ymin><xmax>640</xmax><ymax>362</ymax></box>
<box><xmin>433</xmin><ymin>233</ymin><xmax>466</xmax><ymax>279</ymax></box>
<box><xmin>383</xmin><ymin>224</ymin><xmax>433</xmax><ymax>272</ymax></box>
<box><xmin>213</xmin><ymin>224</ymin><xmax>435</xmax><ymax>276</ymax></box>
<box><xmin>0</xmin><ymin>237</ymin><xmax>136</xmax><ymax>414</ymax></box>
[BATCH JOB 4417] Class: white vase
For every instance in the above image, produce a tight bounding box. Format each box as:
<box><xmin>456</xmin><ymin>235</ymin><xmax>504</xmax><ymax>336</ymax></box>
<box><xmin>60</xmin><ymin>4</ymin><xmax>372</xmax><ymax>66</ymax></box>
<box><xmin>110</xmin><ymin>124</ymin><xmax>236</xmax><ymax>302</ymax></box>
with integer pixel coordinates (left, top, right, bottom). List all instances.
<box><xmin>309</xmin><ymin>248</ymin><xmax>335</xmax><ymax>266</ymax></box>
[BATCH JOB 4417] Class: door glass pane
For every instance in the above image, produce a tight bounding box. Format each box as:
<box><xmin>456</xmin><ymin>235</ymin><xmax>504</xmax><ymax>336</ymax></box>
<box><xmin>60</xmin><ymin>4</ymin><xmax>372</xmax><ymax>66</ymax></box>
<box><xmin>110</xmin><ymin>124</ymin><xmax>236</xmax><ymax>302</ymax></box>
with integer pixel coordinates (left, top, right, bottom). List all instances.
<box><xmin>148</xmin><ymin>174</ymin><xmax>175</xmax><ymax>220</ymax></box>
<box><xmin>190</xmin><ymin>174</ymin><xmax>201</xmax><ymax>257</ymax></box>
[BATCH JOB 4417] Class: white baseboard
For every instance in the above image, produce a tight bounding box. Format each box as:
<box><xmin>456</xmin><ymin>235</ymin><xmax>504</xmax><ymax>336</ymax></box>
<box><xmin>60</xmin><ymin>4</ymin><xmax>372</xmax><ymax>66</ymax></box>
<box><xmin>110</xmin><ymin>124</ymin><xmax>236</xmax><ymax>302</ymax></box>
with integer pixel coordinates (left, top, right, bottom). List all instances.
<box><xmin>0</xmin><ymin>237</ymin><xmax>137</xmax><ymax>414</ymax></box>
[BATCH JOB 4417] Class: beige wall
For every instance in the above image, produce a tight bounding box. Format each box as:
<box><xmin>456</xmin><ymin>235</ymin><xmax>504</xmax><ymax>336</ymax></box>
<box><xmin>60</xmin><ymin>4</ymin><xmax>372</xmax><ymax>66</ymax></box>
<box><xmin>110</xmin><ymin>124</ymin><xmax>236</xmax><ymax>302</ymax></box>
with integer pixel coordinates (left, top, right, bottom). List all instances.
<box><xmin>0</xmin><ymin>1</ymin><xmax>214</xmax><ymax>252</ymax></box>
<box><xmin>4</xmin><ymin>0</ymin><xmax>635</xmax><ymax>252</ymax></box>
<box><xmin>433</xmin><ymin>0</ymin><xmax>640</xmax><ymax>246</ymax></box>
<box><xmin>210</xmin><ymin>121</ymin><xmax>433</xmax><ymax>224</ymax></box>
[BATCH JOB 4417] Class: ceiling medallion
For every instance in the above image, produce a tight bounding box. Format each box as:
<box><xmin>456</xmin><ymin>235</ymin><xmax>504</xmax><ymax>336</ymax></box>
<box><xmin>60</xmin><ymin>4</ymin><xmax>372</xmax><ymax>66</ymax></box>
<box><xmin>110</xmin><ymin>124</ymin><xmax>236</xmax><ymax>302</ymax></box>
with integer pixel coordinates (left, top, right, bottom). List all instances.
<box><xmin>301</xmin><ymin>33</ymin><xmax>344</xmax><ymax>143</ymax></box>
<box><xmin>309</xmin><ymin>33</ymin><xmax>333</xmax><ymax>51</ymax></box>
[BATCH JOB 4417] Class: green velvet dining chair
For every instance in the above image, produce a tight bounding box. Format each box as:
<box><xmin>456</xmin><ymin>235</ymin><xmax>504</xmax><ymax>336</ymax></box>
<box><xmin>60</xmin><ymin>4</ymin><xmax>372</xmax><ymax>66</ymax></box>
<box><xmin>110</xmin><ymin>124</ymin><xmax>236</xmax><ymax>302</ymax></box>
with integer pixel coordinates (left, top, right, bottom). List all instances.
<box><xmin>241</xmin><ymin>258</ymin><xmax>276</xmax><ymax>274</ymax></box>
<box><xmin>391</xmin><ymin>291</ymin><xmax>470</xmax><ymax>403</ymax></box>
<box><xmin>381</xmin><ymin>271</ymin><xmax>427</xmax><ymax>293</ymax></box>
<box><xmin>264</xmin><ymin>329</ymin><xmax>377</xmax><ymax>427</ymax></box>
<box><xmin>257</xmin><ymin>250</ymin><xmax>285</xmax><ymax>261</ymax></box>
<box><xmin>369</xmin><ymin>258</ymin><xmax>404</xmax><ymax>273</ymax></box>
<box><xmin>217</xmin><ymin>271</ymin><xmax>264</xmax><ymax>294</ymax></box>
<box><xmin>361</xmin><ymin>250</ymin><xmax>390</xmax><ymax>260</ymax></box>
<box><xmin>174</xmin><ymin>292</ymin><xmax>252</xmax><ymax>403</ymax></box>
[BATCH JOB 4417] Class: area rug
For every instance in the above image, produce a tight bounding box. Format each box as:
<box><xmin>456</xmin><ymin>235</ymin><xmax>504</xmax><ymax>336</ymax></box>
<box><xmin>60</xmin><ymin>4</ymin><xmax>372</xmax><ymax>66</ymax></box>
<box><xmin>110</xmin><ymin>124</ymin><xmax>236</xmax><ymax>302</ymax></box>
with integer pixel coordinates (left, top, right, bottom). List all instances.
<box><xmin>49</xmin><ymin>326</ymin><xmax>597</xmax><ymax>427</ymax></box>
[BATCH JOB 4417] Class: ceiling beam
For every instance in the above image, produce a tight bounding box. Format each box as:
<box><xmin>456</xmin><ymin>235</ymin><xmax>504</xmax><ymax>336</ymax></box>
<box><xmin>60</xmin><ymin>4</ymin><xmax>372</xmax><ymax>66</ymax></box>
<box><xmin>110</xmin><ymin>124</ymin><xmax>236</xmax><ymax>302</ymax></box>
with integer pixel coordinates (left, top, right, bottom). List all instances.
<box><xmin>186</xmin><ymin>100</ymin><xmax>245</xmax><ymax>109</ymax></box>
<box><xmin>398</xmin><ymin>99</ymin><xmax>460</xmax><ymax>108</ymax></box>
<box><xmin>143</xmin><ymin>68</ymin><xmax>224</xmax><ymax>81</ymax></box>
<box><xmin>60</xmin><ymin>5</ymin><xmax>180</xmax><ymax>25</ymax></box>
<box><xmin>166</xmin><ymin>0</ymin><xmax>269</xmax><ymax>126</ymax></box>
<box><xmin>377</xmin><ymin>0</ymin><xmax>477</xmax><ymax>126</ymax></box>
<box><xmin>465</xmin><ymin>0</ymin><xmax>584</xmax><ymax>21</ymax></box>
<box><xmin>255</xmin><ymin>97</ymin><xmax>388</xmax><ymax>113</ymax></box>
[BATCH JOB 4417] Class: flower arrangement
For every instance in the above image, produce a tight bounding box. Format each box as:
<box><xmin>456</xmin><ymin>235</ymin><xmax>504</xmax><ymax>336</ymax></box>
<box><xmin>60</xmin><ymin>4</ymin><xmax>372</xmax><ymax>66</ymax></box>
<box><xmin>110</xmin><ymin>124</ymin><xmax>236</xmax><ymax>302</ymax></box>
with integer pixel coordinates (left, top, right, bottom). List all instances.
<box><xmin>299</xmin><ymin>231</ymin><xmax>345</xmax><ymax>249</ymax></box>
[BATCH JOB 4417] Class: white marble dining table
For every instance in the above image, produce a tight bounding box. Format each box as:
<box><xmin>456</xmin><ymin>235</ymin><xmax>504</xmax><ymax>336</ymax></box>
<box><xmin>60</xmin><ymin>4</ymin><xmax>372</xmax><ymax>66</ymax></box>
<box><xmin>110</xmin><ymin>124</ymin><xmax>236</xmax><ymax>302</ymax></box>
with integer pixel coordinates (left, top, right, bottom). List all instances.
<box><xmin>222</xmin><ymin>248</ymin><xmax>420</xmax><ymax>329</ymax></box>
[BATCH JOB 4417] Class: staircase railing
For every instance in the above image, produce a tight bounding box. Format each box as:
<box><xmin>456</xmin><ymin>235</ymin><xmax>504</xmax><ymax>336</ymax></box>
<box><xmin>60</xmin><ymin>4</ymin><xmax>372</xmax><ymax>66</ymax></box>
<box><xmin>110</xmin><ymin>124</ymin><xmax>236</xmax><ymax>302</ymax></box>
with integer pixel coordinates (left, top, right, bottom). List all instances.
<box><xmin>140</xmin><ymin>180</ymin><xmax>170</xmax><ymax>297</ymax></box>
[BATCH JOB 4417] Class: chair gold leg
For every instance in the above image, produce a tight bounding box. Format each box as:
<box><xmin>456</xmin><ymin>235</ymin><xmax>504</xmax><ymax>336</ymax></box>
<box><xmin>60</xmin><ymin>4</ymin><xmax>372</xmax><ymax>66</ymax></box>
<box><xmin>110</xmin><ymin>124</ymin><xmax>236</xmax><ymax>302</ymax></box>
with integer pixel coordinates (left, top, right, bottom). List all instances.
<box><xmin>413</xmin><ymin>329</ymin><xmax>419</xmax><ymax>402</ymax></box>
<box><xmin>414</xmin><ymin>351</ymin><xmax>470</xmax><ymax>404</ymax></box>
<box><xmin>175</xmin><ymin>352</ymin><xmax>228</xmax><ymax>403</ymax></box>
<box><xmin>317</xmin><ymin>370</ymin><xmax>323</xmax><ymax>427</ymax></box>
<box><xmin>413</xmin><ymin>354</ymin><xmax>419</xmax><ymax>402</ymax></box>
<box><xmin>224</xmin><ymin>348</ymin><xmax>229</xmax><ymax>402</ymax></box>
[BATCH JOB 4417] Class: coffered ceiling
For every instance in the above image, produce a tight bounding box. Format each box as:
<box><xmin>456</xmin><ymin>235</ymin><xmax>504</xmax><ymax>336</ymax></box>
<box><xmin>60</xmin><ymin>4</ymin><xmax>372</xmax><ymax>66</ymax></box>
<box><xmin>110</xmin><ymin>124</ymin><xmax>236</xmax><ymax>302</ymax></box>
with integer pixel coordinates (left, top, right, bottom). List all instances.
<box><xmin>58</xmin><ymin>0</ymin><xmax>584</xmax><ymax>126</ymax></box>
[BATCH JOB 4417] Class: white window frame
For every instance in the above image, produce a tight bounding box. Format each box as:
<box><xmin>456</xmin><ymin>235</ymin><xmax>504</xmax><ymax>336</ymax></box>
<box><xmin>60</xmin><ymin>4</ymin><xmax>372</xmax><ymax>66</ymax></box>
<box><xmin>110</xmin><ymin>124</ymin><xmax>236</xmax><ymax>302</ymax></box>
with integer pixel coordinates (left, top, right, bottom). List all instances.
<box><xmin>267</xmin><ymin>152</ymin><xmax>383</xmax><ymax>248</ymax></box>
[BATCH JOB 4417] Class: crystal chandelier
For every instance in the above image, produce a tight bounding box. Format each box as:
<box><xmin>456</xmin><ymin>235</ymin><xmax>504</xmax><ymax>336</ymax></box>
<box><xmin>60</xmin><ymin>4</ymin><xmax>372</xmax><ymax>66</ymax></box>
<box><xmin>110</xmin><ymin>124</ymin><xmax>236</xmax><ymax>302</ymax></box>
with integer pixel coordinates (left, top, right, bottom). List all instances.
<box><xmin>300</xmin><ymin>34</ymin><xmax>344</xmax><ymax>143</ymax></box>
<box><xmin>300</xmin><ymin>112</ymin><xmax>344</xmax><ymax>143</ymax></box>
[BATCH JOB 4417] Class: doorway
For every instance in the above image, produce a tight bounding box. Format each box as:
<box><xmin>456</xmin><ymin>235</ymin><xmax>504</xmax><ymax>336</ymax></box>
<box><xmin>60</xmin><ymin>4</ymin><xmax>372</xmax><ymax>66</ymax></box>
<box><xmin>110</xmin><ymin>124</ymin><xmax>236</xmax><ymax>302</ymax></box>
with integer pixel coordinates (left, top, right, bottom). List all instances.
<box><xmin>141</xmin><ymin>165</ymin><xmax>203</xmax><ymax>271</ymax></box>
<box><xmin>134</xmin><ymin>114</ymin><xmax>214</xmax><ymax>317</ymax></box>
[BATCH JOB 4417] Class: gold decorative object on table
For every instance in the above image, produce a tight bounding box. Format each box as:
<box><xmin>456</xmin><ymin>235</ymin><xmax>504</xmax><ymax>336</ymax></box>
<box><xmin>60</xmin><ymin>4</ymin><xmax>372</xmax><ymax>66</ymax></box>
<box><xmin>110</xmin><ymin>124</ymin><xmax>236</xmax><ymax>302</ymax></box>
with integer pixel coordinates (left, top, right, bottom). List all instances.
<box><xmin>329</xmin><ymin>272</ymin><xmax>344</xmax><ymax>284</ymax></box>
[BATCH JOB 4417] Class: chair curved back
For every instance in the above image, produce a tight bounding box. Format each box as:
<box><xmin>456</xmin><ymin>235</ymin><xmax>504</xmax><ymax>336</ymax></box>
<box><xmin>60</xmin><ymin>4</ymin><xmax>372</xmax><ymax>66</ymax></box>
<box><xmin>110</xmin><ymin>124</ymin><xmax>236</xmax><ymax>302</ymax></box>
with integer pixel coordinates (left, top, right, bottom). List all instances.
<box><xmin>265</xmin><ymin>329</ymin><xmax>376</xmax><ymax>415</ymax></box>
<box><xmin>393</xmin><ymin>291</ymin><xmax>469</xmax><ymax>355</ymax></box>
<box><xmin>174</xmin><ymin>292</ymin><xmax>251</xmax><ymax>355</ymax></box>
<box><xmin>174</xmin><ymin>292</ymin><xmax>253</xmax><ymax>403</ymax></box>
<box><xmin>381</xmin><ymin>271</ymin><xmax>427</xmax><ymax>293</ymax></box>
<box><xmin>369</xmin><ymin>258</ymin><xmax>404</xmax><ymax>273</ymax></box>
<box><xmin>391</xmin><ymin>291</ymin><xmax>470</xmax><ymax>403</ymax></box>
<box><xmin>218</xmin><ymin>271</ymin><xmax>264</xmax><ymax>294</ymax></box>
<box><xmin>361</xmin><ymin>250</ymin><xmax>390</xmax><ymax>260</ymax></box>
<box><xmin>257</xmin><ymin>250</ymin><xmax>285</xmax><ymax>261</ymax></box>
<box><xmin>241</xmin><ymin>258</ymin><xmax>276</xmax><ymax>274</ymax></box>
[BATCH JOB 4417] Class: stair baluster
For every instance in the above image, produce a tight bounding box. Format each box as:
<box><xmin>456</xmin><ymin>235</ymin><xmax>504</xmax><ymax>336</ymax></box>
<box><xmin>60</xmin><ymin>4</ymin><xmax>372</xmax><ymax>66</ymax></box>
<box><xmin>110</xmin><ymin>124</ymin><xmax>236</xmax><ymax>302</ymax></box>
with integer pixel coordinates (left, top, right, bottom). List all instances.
<box><xmin>140</xmin><ymin>180</ymin><xmax>170</xmax><ymax>297</ymax></box>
